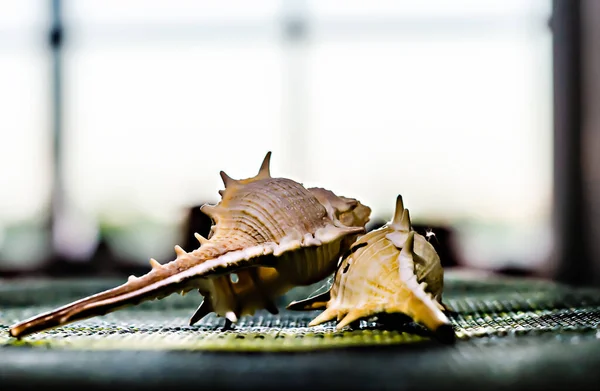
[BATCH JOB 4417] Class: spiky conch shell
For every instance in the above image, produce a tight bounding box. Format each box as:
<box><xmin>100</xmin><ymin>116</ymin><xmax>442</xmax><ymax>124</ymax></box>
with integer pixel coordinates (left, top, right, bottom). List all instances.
<box><xmin>8</xmin><ymin>152</ymin><xmax>372</xmax><ymax>339</ymax></box>
<box><xmin>287</xmin><ymin>195</ymin><xmax>454</xmax><ymax>341</ymax></box>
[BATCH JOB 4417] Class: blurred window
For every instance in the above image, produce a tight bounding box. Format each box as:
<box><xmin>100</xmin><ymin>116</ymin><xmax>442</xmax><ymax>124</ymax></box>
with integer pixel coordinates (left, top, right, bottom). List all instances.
<box><xmin>0</xmin><ymin>0</ymin><xmax>553</xmax><ymax>270</ymax></box>
<box><xmin>0</xmin><ymin>0</ymin><xmax>51</xmax><ymax>267</ymax></box>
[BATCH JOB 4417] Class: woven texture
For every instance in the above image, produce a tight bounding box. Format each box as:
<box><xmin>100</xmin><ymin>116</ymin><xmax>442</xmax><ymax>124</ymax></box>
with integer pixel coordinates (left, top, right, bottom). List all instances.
<box><xmin>1</xmin><ymin>272</ymin><xmax>600</xmax><ymax>352</ymax></box>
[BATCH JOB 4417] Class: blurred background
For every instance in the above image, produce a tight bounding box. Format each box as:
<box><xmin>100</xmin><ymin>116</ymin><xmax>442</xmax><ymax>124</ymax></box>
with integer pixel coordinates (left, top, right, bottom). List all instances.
<box><xmin>0</xmin><ymin>0</ymin><xmax>597</xmax><ymax>284</ymax></box>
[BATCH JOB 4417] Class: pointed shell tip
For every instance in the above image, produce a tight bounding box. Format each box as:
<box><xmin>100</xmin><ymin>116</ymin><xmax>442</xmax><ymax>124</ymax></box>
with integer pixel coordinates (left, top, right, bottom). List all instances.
<box><xmin>174</xmin><ymin>245</ymin><xmax>186</xmax><ymax>256</ymax></box>
<box><xmin>194</xmin><ymin>232</ymin><xmax>209</xmax><ymax>245</ymax></box>
<box><xmin>257</xmin><ymin>151</ymin><xmax>272</xmax><ymax>178</ymax></box>
<box><xmin>149</xmin><ymin>258</ymin><xmax>161</xmax><ymax>269</ymax></box>
<box><xmin>219</xmin><ymin>170</ymin><xmax>237</xmax><ymax>188</ymax></box>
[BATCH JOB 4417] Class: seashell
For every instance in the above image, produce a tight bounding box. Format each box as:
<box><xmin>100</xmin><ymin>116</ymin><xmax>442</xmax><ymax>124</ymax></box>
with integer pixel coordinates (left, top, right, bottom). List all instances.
<box><xmin>287</xmin><ymin>195</ymin><xmax>454</xmax><ymax>341</ymax></box>
<box><xmin>8</xmin><ymin>152</ymin><xmax>371</xmax><ymax>339</ymax></box>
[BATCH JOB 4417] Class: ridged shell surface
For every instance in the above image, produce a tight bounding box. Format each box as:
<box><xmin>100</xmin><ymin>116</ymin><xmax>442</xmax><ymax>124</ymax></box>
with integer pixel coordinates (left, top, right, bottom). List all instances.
<box><xmin>288</xmin><ymin>195</ymin><xmax>452</xmax><ymax>338</ymax></box>
<box><xmin>8</xmin><ymin>152</ymin><xmax>371</xmax><ymax>339</ymax></box>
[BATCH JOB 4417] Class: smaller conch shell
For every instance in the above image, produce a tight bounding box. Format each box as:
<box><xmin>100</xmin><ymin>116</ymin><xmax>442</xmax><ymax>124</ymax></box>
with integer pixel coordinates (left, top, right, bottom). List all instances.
<box><xmin>288</xmin><ymin>195</ymin><xmax>454</xmax><ymax>342</ymax></box>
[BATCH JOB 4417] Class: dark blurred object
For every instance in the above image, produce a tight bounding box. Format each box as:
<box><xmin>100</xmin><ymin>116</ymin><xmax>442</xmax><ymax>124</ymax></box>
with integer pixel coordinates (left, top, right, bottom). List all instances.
<box><xmin>365</xmin><ymin>218</ymin><xmax>387</xmax><ymax>232</ymax></box>
<box><xmin>580</xmin><ymin>0</ymin><xmax>600</xmax><ymax>286</ymax></box>
<box><xmin>366</xmin><ymin>219</ymin><xmax>462</xmax><ymax>268</ymax></box>
<box><xmin>42</xmin><ymin>237</ymin><xmax>148</xmax><ymax>279</ymax></box>
<box><xmin>550</xmin><ymin>0</ymin><xmax>600</xmax><ymax>286</ymax></box>
<box><xmin>412</xmin><ymin>224</ymin><xmax>462</xmax><ymax>268</ymax></box>
<box><xmin>494</xmin><ymin>265</ymin><xmax>536</xmax><ymax>278</ymax></box>
<box><xmin>181</xmin><ymin>204</ymin><xmax>213</xmax><ymax>253</ymax></box>
<box><xmin>42</xmin><ymin>238</ymin><xmax>113</xmax><ymax>278</ymax></box>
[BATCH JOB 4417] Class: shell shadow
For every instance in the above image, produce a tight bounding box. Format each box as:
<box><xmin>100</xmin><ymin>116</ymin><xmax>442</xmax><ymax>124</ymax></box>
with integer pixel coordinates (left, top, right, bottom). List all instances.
<box><xmin>350</xmin><ymin>313</ymin><xmax>456</xmax><ymax>345</ymax></box>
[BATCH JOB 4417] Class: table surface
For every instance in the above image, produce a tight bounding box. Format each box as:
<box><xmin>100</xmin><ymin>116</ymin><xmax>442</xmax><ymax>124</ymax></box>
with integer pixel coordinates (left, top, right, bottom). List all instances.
<box><xmin>1</xmin><ymin>271</ymin><xmax>600</xmax><ymax>391</ymax></box>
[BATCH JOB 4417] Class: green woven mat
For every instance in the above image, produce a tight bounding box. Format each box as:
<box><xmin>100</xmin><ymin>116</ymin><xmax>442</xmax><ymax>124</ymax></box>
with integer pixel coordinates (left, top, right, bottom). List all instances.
<box><xmin>1</xmin><ymin>272</ymin><xmax>599</xmax><ymax>352</ymax></box>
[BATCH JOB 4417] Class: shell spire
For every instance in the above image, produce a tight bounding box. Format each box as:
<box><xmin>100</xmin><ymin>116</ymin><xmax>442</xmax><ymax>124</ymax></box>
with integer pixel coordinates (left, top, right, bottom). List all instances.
<box><xmin>256</xmin><ymin>151</ymin><xmax>271</xmax><ymax>179</ymax></box>
<box><xmin>390</xmin><ymin>194</ymin><xmax>410</xmax><ymax>231</ymax></box>
<box><xmin>393</xmin><ymin>195</ymin><xmax>405</xmax><ymax>222</ymax></box>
